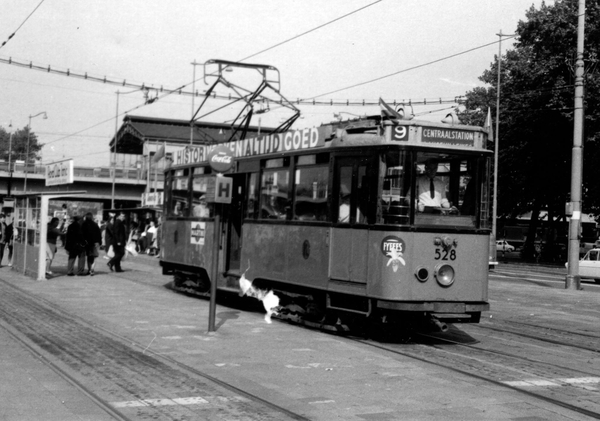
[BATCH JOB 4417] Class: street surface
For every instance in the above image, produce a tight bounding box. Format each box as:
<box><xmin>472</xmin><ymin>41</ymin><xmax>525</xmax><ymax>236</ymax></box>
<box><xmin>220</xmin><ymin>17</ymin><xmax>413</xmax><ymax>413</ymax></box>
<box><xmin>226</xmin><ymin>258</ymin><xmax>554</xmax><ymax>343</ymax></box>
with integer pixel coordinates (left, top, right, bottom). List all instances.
<box><xmin>0</xmin><ymin>252</ymin><xmax>598</xmax><ymax>420</ymax></box>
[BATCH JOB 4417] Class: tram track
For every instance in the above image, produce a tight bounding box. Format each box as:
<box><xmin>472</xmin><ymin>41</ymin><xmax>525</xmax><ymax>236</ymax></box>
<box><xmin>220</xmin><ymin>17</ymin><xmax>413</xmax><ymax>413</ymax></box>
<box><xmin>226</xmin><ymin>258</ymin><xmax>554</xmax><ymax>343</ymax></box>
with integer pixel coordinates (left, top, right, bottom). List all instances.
<box><xmin>470</xmin><ymin>320</ymin><xmax>600</xmax><ymax>355</ymax></box>
<box><xmin>0</xmin><ymin>318</ymin><xmax>132</xmax><ymax>421</ymax></box>
<box><xmin>346</xmin><ymin>325</ymin><xmax>600</xmax><ymax>420</ymax></box>
<box><xmin>0</xmin><ymin>278</ymin><xmax>309</xmax><ymax>421</ymax></box>
<box><xmin>122</xmin><ymin>265</ymin><xmax>600</xmax><ymax>419</ymax></box>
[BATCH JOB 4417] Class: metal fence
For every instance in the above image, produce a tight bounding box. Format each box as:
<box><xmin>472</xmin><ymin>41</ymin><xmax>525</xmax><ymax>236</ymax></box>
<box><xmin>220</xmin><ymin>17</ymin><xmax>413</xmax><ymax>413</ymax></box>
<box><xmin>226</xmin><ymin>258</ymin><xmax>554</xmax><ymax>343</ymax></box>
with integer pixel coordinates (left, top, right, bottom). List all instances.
<box><xmin>0</xmin><ymin>162</ymin><xmax>165</xmax><ymax>182</ymax></box>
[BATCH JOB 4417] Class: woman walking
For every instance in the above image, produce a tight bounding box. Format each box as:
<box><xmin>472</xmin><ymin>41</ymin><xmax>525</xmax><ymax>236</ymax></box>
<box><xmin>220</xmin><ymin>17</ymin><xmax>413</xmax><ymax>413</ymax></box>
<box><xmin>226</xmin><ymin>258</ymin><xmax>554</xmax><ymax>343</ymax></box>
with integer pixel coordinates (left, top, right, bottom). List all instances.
<box><xmin>81</xmin><ymin>213</ymin><xmax>102</xmax><ymax>276</ymax></box>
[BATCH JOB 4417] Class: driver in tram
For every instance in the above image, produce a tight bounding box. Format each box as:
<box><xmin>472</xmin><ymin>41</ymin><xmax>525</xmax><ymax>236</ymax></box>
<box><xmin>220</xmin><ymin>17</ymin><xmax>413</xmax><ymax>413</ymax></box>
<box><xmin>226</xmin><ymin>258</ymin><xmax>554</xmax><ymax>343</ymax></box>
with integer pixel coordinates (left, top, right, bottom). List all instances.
<box><xmin>409</xmin><ymin>159</ymin><xmax>454</xmax><ymax>213</ymax></box>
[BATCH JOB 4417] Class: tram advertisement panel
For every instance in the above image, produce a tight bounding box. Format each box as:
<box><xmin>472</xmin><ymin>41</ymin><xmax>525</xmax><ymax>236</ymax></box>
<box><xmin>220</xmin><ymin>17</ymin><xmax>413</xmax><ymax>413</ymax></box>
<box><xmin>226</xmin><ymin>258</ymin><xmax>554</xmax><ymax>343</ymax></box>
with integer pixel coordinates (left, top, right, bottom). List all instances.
<box><xmin>174</xmin><ymin>126</ymin><xmax>330</xmax><ymax>167</ymax></box>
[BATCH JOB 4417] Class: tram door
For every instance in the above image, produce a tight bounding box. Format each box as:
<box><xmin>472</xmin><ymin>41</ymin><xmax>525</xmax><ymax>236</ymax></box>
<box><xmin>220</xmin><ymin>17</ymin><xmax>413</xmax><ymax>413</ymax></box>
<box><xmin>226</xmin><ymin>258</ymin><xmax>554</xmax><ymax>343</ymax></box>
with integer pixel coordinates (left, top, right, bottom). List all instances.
<box><xmin>330</xmin><ymin>156</ymin><xmax>371</xmax><ymax>284</ymax></box>
<box><xmin>225</xmin><ymin>174</ymin><xmax>246</xmax><ymax>273</ymax></box>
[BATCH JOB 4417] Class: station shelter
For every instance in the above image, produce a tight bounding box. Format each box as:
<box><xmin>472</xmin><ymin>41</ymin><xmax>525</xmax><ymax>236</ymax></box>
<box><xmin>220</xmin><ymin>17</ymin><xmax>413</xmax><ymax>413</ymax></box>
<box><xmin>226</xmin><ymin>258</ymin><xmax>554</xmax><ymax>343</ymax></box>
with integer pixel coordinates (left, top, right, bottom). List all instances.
<box><xmin>12</xmin><ymin>191</ymin><xmax>85</xmax><ymax>281</ymax></box>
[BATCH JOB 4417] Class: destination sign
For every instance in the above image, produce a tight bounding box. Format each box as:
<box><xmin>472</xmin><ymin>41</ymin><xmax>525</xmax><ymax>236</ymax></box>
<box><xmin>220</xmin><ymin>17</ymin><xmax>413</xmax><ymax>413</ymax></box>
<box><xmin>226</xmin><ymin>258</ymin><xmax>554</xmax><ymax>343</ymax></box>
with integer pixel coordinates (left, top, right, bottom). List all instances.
<box><xmin>422</xmin><ymin>127</ymin><xmax>475</xmax><ymax>146</ymax></box>
<box><xmin>175</xmin><ymin>126</ymin><xmax>329</xmax><ymax>167</ymax></box>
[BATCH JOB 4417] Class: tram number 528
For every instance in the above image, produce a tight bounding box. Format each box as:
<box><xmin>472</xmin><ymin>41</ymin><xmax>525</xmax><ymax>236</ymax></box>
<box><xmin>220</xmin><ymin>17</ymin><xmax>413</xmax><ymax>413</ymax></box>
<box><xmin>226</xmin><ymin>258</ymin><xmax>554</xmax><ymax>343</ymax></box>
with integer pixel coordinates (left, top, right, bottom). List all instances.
<box><xmin>434</xmin><ymin>248</ymin><xmax>456</xmax><ymax>261</ymax></box>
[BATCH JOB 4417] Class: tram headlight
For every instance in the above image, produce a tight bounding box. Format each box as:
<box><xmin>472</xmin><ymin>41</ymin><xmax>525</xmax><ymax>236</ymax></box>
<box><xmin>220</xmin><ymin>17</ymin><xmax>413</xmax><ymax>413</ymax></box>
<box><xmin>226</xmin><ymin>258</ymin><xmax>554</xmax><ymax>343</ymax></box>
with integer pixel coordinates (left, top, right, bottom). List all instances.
<box><xmin>434</xmin><ymin>264</ymin><xmax>455</xmax><ymax>287</ymax></box>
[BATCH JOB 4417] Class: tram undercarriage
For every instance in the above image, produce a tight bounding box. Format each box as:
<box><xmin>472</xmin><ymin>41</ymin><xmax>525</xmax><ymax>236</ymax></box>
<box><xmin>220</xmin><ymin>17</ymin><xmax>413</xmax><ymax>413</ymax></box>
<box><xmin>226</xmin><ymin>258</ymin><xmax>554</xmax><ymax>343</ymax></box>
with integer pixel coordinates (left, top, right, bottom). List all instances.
<box><xmin>165</xmin><ymin>265</ymin><xmax>485</xmax><ymax>338</ymax></box>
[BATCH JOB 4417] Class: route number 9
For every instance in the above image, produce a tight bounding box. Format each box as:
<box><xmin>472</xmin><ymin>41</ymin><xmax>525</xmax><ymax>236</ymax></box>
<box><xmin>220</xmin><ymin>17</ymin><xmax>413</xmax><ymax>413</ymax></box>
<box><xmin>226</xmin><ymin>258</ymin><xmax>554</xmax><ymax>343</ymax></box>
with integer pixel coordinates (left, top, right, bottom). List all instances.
<box><xmin>393</xmin><ymin>126</ymin><xmax>408</xmax><ymax>141</ymax></box>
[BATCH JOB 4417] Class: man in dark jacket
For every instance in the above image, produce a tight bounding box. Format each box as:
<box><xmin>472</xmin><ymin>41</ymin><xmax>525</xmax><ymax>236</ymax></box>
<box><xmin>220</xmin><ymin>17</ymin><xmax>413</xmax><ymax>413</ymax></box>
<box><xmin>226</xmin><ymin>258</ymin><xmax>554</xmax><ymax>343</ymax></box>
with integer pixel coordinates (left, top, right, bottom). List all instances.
<box><xmin>81</xmin><ymin>212</ymin><xmax>102</xmax><ymax>276</ymax></box>
<box><xmin>65</xmin><ymin>215</ymin><xmax>86</xmax><ymax>276</ymax></box>
<box><xmin>107</xmin><ymin>212</ymin><xmax>127</xmax><ymax>272</ymax></box>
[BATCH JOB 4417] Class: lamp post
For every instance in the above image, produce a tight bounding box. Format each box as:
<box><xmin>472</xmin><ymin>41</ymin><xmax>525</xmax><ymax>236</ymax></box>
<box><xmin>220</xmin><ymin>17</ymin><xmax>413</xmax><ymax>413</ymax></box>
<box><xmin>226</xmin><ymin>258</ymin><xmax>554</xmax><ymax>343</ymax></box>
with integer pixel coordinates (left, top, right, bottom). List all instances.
<box><xmin>491</xmin><ymin>31</ymin><xmax>514</xmax><ymax>249</ymax></box>
<box><xmin>24</xmin><ymin>112</ymin><xmax>48</xmax><ymax>192</ymax></box>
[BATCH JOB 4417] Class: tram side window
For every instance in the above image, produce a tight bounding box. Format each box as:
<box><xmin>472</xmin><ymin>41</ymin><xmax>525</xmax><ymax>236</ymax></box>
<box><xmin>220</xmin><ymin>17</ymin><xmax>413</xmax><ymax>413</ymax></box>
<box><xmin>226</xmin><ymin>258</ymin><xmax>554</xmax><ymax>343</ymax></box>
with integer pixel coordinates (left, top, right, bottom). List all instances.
<box><xmin>192</xmin><ymin>171</ymin><xmax>214</xmax><ymax>218</ymax></box>
<box><xmin>260</xmin><ymin>158</ymin><xmax>290</xmax><ymax>219</ymax></box>
<box><xmin>294</xmin><ymin>156</ymin><xmax>329</xmax><ymax>221</ymax></box>
<box><xmin>459</xmin><ymin>160</ymin><xmax>477</xmax><ymax>216</ymax></box>
<box><xmin>338</xmin><ymin>166</ymin><xmax>352</xmax><ymax>223</ymax></box>
<box><xmin>245</xmin><ymin>173</ymin><xmax>259</xmax><ymax>219</ymax></box>
<box><xmin>169</xmin><ymin>169</ymin><xmax>190</xmax><ymax>217</ymax></box>
<box><xmin>336</xmin><ymin>160</ymin><xmax>370</xmax><ymax>225</ymax></box>
<box><xmin>379</xmin><ymin>151</ymin><xmax>410</xmax><ymax>225</ymax></box>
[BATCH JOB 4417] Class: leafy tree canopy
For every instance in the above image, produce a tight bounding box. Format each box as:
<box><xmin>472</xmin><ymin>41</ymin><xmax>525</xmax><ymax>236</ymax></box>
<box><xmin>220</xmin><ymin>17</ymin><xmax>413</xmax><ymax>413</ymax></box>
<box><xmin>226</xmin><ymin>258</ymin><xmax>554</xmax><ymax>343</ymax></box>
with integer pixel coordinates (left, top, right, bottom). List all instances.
<box><xmin>458</xmin><ymin>0</ymin><xmax>600</xmax><ymax>218</ymax></box>
<box><xmin>0</xmin><ymin>125</ymin><xmax>43</xmax><ymax>166</ymax></box>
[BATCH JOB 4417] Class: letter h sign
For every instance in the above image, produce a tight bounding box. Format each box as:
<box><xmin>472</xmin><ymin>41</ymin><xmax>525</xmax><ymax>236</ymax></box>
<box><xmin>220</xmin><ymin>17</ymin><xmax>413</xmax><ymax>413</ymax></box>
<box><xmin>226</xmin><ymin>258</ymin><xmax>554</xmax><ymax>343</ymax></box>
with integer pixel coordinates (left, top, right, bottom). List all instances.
<box><xmin>214</xmin><ymin>176</ymin><xmax>232</xmax><ymax>204</ymax></box>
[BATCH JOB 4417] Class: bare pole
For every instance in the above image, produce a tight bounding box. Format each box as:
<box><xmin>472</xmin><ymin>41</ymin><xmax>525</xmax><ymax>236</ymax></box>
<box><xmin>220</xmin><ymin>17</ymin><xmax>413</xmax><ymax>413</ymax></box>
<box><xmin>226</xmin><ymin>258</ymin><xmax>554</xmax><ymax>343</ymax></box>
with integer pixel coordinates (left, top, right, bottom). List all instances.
<box><xmin>492</xmin><ymin>31</ymin><xmax>513</xmax><ymax>242</ymax></box>
<box><xmin>111</xmin><ymin>89</ymin><xmax>140</xmax><ymax>208</ymax></box>
<box><xmin>7</xmin><ymin>123</ymin><xmax>13</xmax><ymax>196</ymax></box>
<box><xmin>565</xmin><ymin>0</ymin><xmax>586</xmax><ymax>290</ymax></box>
<box><xmin>111</xmin><ymin>91</ymin><xmax>120</xmax><ymax>209</ymax></box>
<box><xmin>190</xmin><ymin>60</ymin><xmax>198</xmax><ymax>146</ymax></box>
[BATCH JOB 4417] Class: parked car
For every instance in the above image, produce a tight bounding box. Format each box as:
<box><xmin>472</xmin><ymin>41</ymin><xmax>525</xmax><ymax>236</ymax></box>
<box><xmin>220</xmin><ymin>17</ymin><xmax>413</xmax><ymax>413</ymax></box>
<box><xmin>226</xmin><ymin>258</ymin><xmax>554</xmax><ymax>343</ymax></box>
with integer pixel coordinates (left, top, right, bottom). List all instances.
<box><xmin>565</xmin><ymin>248</ymin><xmax>600</xmax><ymax>283</ymax></box>
<box><xmin>496</xmin><ymin>240</ymin><xmax>515</xmax><ymax>252</ymax></box>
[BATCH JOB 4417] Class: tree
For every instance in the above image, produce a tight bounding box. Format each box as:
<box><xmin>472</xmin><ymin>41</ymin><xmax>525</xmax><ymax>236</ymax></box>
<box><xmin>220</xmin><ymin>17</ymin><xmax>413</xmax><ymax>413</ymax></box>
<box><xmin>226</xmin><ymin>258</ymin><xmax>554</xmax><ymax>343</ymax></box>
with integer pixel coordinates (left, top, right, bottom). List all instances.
<box><xmin>458</xmin><ymin>0</ymin><xmax>600</xmax><ymax>260</ymax></box>
<box><xmin>0</xmin><ymin>125</ymin><xmax>43</xmax><ymax>166</ymax></box>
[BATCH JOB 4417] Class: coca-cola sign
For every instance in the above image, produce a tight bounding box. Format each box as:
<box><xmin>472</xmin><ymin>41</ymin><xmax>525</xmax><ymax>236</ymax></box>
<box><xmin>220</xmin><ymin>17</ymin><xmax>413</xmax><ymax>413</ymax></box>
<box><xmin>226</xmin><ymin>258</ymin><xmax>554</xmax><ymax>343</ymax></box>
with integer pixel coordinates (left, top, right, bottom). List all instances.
<box><xmin>207</xmin><ymin>145</ymin><xmax>234</xmax><ymax>173</ymax></box>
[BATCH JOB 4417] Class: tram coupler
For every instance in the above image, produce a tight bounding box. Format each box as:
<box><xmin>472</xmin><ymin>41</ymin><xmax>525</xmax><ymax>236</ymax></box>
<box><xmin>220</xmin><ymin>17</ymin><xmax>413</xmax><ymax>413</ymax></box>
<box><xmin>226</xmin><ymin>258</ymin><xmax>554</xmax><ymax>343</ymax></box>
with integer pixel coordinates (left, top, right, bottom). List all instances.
<box><xmin>426</xmin><ymin>316</ymin><xmax>449</xmax><ymax>333</ymax></box>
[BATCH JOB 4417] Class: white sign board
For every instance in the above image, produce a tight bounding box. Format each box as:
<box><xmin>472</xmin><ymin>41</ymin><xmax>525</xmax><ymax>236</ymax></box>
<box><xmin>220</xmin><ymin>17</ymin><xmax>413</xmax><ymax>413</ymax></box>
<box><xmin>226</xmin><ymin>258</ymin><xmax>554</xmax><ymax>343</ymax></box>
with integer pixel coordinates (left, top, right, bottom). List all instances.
<box><xmin>45</xmin><ymin>159</ymin><xmax>74</xmax><ymax>186</ymax></box>
<box><xmin>2</xmin><ymin>198</ymin><xmax>15</xmax><ymax>209</ymax></box>
<box><xmin>142</xmin><ymin>192</ymin><xmax>164</xmax><ymax>207</ymax></box>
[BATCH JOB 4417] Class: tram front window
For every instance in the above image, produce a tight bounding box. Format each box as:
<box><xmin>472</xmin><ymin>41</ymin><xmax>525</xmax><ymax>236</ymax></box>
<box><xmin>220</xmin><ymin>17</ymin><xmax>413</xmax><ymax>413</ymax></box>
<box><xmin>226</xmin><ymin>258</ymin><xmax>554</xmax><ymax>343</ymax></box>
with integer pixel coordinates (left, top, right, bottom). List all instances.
<box><xmin>378</xmin><ymin>151</ymin><xmax>489</xmax><ymax>228</ymax></box>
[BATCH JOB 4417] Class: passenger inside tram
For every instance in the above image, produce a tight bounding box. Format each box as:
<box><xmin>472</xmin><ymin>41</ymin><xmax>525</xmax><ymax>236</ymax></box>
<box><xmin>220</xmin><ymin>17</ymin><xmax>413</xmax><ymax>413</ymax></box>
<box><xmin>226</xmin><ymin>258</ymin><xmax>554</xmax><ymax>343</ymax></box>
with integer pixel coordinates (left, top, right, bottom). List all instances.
<box><xmin>192</xmin><ymin>195</ymin><xmax>211</xmax><ymax>218</ymax></box>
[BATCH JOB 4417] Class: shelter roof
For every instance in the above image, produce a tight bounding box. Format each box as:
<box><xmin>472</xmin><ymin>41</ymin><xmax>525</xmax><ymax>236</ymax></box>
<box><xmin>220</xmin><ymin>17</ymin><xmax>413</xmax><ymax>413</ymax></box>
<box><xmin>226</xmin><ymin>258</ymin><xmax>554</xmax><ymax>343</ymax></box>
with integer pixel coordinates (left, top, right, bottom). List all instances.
<box><xmin>110</xmin><ymin>115</ymin><xmax>271</xmax><ymax>154</ymax></box>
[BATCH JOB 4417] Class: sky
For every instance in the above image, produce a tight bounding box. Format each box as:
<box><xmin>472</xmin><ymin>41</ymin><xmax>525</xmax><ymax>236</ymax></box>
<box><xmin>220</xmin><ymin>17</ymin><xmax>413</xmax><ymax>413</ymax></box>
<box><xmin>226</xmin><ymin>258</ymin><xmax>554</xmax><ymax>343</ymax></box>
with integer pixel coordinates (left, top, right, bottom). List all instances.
<box><xmin>0</xmin><ymin>0</ymin><xmax>554</xmax><ymax>167</ymax></box>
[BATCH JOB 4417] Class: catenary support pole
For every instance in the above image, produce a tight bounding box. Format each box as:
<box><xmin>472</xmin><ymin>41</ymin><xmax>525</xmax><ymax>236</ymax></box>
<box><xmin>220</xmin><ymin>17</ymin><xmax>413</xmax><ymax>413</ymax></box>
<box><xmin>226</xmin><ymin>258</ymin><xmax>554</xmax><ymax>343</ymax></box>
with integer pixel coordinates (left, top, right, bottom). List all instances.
<box><xmin>565</xmin><ymin>0</ymin><xmax>586</xmax><ymax>290</ymax></box>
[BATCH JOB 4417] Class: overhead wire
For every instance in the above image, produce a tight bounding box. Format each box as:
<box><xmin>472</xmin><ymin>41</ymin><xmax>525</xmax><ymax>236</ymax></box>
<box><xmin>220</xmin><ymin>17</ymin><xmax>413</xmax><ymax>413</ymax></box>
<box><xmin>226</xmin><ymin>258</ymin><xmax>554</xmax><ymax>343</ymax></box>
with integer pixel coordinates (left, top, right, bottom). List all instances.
<box><xmin>305</xmin><ymin>37</ymin><xmax>515</xmax><ymax>101</ymax></box>
<box><xmin>3</xmin><ymin>3</ymin><xmax>520</xmax><ymax>162</ymax></box>
<box><xmin>237</xmin><ymin>0</ymin><xmax>383</xmax><ymax>62</ymax></box>
<box><xmin>0</xmin><ymin>0</ymin><xmax>46</xmax><ymax>49</ymax></box>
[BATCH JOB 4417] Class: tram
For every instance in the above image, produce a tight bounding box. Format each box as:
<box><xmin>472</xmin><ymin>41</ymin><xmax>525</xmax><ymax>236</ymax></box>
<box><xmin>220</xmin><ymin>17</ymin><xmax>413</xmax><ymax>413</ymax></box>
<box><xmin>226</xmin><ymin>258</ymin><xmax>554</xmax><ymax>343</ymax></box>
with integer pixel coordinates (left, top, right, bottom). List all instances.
<box><xmin>159</xmin><ymin>113</ymin><xmax>492</xmax><ymax>332</ymax></box>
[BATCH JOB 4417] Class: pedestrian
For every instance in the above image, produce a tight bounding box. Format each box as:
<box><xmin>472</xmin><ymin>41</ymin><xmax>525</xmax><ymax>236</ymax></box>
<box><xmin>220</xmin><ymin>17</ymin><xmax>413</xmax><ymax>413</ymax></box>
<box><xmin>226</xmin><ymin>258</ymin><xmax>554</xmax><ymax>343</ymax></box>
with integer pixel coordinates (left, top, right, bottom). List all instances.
<box><xmin>46</xmin><ymin>217</ymin><xmax>64</xmax><ymax>276</ymax></box>
<box><xmin>65</xmin><ymin>215</ymin><xmax>86</xmax><ymax>276</ymax></box>
<box><xmin>0</xmin><ymin>213</ymin><xmax>8</xmax><ymax>267</ymax></box>
<box><xmin>154</xmin><ymin>215</ymin><xmax>162</xmax><ymax>258</ymax></box>
<box><xmin>144</xmin><ymin>219</ymin><xmax>158</xmax><ymax>254</ymax></box>
<box><xmin>4</xmin><ymin>215</ymin><xmax>13</xmax><ymax>266</ymax></box>
<box><xmin>107</xmin><ymin>211</ymin><xmax>126</xmax><ymax>272</ymax></box>
<box><xmin>81</xmin><ymin>212</ymin><xmax>102</xmax><ymax>276</ymax></box>
<box><xmin>104</xmin><ymin>213</ymin><xmax>115</xmax><ymax>258</ymax></box>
